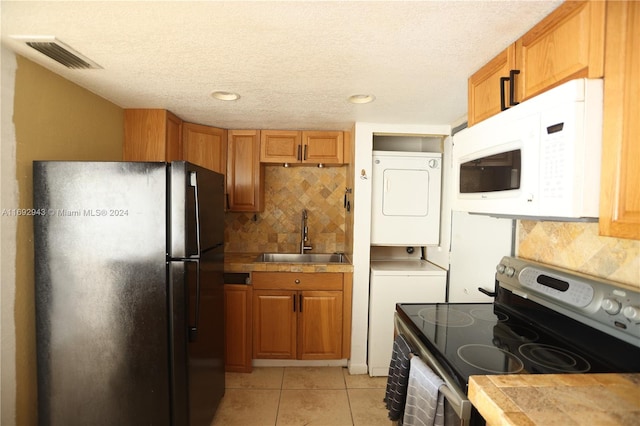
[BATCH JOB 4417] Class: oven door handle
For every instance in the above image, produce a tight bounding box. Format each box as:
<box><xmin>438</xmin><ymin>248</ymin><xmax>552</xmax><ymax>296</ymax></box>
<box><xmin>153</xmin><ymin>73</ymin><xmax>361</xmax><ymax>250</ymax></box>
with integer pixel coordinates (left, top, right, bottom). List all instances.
<box><xmin>394</xmin><ymin>313</ymin><xmax>472</xmax><ymax>424</ymax></box>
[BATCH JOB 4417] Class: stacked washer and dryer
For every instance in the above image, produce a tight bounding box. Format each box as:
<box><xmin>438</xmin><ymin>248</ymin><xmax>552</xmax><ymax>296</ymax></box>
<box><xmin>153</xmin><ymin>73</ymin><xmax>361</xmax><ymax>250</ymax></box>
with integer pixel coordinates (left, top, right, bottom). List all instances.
<box><xmin>368</xmin><ymin>150</ymin><xmax>447</xmax><ymax>376</ymax></box>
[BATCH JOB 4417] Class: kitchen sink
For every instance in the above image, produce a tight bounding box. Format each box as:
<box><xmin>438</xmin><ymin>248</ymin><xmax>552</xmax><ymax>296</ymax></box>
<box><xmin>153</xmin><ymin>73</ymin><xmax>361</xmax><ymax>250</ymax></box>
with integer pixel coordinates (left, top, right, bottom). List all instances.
<box><xmin>255</xmin><ymin>253</ymin><xmax>347</xmax><ymax>263</ymax></box>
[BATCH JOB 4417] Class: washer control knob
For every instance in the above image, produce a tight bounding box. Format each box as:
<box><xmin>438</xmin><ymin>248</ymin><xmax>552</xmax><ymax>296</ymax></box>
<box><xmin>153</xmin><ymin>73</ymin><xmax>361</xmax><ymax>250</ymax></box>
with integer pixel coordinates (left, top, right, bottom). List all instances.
<box><xmin>602</xmin><ymin>298</ymin><xmax>622</xmax><ymax>315</ymax></box>
<box><xmin>505</xmin><ymin>266</ymin><xmax>516</xmax><ymax>277</ymax></box>
<box><xmin>496</xmin><ymin>264</ymin><xmax>506</xmax><ymax>274</ymax></box>
<box><xmin>622</xmin><ymin>306</ymin><xmax>640</xmax><ymax>321</ymax></box>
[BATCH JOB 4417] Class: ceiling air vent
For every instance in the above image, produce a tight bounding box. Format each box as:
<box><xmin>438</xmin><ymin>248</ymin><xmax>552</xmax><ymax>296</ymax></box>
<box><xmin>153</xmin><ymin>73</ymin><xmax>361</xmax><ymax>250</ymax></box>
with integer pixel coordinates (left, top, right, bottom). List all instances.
<box><xmin>13</xmin><ymin>36</ymin><xmax>101</xmax><ymax>69</ymax></box>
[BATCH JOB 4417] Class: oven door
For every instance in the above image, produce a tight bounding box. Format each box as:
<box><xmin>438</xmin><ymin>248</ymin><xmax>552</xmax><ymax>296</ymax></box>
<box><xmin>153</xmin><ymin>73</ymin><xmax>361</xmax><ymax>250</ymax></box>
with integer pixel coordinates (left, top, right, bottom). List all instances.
<box><xmin>394</xmin><ymin>313</ymin><xmax>472</xmax><ymax>426</ymax></box>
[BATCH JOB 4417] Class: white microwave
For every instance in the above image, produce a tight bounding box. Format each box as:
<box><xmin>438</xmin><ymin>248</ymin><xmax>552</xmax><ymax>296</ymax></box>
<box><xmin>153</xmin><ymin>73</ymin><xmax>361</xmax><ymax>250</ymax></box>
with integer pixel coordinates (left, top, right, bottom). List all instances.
<box><xmin>452</xmin><ymin>78</ymin><xmax>603</xmax><ymax>220</ymax></box>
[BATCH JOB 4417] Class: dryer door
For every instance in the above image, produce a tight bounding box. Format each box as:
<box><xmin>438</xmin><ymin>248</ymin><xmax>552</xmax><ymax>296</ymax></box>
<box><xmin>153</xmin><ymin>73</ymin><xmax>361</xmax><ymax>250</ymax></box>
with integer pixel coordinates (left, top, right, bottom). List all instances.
<box><xmin>382</xmin><ymin>168</ymin><xmax>430</xmax><ymax>216</ymax></box>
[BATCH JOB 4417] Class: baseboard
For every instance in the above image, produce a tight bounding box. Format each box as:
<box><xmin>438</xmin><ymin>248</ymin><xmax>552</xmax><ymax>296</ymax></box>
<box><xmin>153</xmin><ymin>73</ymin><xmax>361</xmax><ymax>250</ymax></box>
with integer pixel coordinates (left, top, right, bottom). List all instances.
<box><xmin>252</xmin><ymin>359</ymin><xmax>349</xmax><ymax>368</ymax></box>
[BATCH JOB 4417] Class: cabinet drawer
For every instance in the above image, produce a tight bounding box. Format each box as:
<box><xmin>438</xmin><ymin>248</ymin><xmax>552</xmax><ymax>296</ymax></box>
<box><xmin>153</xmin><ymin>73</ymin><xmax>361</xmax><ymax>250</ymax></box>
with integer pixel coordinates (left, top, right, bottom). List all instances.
<box><xmin>252</xmin><ymin>272</ymin><xmax>343</xmax><ymax>291</ymax></box>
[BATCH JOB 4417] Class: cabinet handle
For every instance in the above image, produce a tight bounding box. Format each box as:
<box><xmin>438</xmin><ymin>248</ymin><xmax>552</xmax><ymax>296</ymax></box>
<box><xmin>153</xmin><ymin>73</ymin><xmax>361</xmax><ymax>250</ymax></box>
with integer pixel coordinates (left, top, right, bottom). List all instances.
<box><xmin>225</xmin><ymin>193</ymin><xmax>230</xmax><ymax>210</ymax></box>
<box><xmin>509</xmin><ymin>69</ymin><xmax>520</xmax><ymax>107</ymax></box>
<box><xmin>297</xmin><ymin>145</ymin><xmax>302</xmax><ymax>161</ymax></box>
<box><xmin>299</xmin><ymin>294</ymin><xmax>303</xmax><ymax>312</ymax></box>
<box><xmin>295</xmin><ymin>279</ymin><xmax>300</xmax><ymax>284</ymax></box>
<box><xmin>293</xmin><ymin>295</ymin><xmax>296</xmax><ymax>312</ymax></box>
<box><xmin>303</xmin><ymin>145</ymin><xmax>308</xmax><ymax>161</ymax></box>
<box><xmin>500</xmin><ymin>76</ymin><xmax>510</xmax><ymax>111</ymax></box>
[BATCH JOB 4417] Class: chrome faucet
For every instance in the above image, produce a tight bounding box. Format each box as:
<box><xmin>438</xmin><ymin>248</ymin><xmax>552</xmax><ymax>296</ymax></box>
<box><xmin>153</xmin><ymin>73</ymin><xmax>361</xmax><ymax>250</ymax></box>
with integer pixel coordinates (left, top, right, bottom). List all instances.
<box><xmin>300</xmin><ymin>209</ymin><xmax>313</xmax><ymax>254</ymax></box>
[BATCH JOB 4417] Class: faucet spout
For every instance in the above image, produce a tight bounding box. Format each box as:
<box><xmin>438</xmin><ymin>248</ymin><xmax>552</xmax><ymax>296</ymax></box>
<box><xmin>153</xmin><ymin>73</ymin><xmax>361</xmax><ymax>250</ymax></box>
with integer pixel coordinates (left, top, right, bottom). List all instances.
<box><xmin>300</xmin><ymin>209</ymin><xmax>312</xmax><ymax>254</ymax></box>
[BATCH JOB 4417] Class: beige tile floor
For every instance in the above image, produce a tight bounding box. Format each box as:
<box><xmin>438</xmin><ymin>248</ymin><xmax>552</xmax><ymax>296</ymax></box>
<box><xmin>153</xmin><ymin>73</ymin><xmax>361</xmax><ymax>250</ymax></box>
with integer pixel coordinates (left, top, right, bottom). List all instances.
<box><xmin>211</xmin><ymin>367</ymin><xmax>395</xmax><ymax>426</ymax></box>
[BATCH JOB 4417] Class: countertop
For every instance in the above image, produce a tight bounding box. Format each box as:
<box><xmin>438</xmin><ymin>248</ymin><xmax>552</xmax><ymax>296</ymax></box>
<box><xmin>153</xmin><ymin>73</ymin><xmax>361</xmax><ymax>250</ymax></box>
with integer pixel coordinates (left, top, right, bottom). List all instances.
<box><xmin>468</xmin><ymin>373</ymin><xmax>640</xmax><ymax>426</ymax></box>
<box><xmin>224</xmin><ymin>252</ymin><xmax>354</xmax><ymax>274</ymax></box>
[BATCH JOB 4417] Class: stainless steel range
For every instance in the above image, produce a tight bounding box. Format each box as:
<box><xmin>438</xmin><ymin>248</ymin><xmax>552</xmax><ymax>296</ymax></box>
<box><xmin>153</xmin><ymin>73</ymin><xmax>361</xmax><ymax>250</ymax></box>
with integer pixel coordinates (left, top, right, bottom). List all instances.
<box><xmin>395</xmin><ymin>256</ymin><xmax>640</xmax><ymax>425</ymax></box>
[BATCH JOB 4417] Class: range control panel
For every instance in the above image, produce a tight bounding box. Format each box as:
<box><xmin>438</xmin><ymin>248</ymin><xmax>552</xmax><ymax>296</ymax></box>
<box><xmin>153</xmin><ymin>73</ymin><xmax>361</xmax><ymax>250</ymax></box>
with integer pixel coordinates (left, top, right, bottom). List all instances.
<box><xmin>496</xmin><ymin>256</ymin><xmax>640</xmax><ymax>347</ymax></box>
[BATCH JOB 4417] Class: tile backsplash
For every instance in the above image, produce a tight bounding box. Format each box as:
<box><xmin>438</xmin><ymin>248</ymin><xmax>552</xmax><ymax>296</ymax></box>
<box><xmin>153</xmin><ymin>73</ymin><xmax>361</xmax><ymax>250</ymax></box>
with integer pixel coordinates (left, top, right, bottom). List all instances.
<box><xmin>225</xmin><ymin>165</ymin><xmax>347</xmax><ymax>254</ymax></box>
<box><xmin>517</xmin><ymin>221</ymin><xmax>640</xmax><ymax>289</ymax></box>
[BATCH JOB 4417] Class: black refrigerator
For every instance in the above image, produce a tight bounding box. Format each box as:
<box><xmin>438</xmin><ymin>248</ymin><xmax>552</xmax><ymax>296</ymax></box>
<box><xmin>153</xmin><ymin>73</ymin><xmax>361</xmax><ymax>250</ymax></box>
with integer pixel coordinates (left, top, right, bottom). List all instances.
<box><xmin>33</xmin><ymin>161</ymin><xmax>225</xmax><ymax>425</ymax></box>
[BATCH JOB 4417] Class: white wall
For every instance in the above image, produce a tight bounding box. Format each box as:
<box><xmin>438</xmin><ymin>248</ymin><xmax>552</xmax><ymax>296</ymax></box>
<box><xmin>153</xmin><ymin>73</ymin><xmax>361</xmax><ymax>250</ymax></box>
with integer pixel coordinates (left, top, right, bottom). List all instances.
<box><xmin>348</xmin><ymin>122</ymin><xmax>450</xmax><ymax>374</ymax></box>
<box><xmin>1</xmin><ymin>46</ymin><xmax>18</xmax><ymax>426</ymax></box>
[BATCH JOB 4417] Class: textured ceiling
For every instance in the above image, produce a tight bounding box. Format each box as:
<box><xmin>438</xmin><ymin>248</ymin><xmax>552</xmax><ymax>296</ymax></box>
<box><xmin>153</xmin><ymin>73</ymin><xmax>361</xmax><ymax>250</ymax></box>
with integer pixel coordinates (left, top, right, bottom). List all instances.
<box><xmin>1</xmin><ymin>1</ymin><xmax>562</xmax><ymax>131</ymax></box>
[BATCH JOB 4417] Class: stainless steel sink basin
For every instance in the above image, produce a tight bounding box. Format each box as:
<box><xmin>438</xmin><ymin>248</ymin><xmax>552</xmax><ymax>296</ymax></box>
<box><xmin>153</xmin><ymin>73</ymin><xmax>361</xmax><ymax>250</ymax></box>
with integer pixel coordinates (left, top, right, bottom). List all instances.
<box><xmin>255</xmin><ymin>253</ymin><xmax>347</xmax><ymax>263</ymax></box>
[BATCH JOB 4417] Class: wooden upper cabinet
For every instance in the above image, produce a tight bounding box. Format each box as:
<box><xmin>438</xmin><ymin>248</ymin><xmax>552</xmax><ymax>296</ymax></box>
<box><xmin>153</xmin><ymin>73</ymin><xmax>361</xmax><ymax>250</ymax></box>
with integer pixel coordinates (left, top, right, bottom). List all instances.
<box><xmin>516</xmin><ymin>0</ymin><xmax>605</xmax><ymax>101</ymax></box>
<box><xmin>467</xmin><ymin>0</ymin><xmax>605</xmax><ymax>126</ymax></box>
<box><xmin>260</xmin><ymin>130</ymin><xmax>344</xmax><ymax>165</ymax></box>
<box><xmin>302</xmin><ymin>131</ymin><xmax>344</xmax><ymax>165</ymax></box>
<box><xmin>182</xmin><ymin>122</ymin><xmax>227</xmax><ymax>175</ymax></box>
<box><xmin>468</xmin><ymin>46</ymin><xmax>516</xmax><ymax>127</ymax></box>
<box><xmin>599</xmin><ymin>0</ymin><xmax>640</xmax><ymax>240</ymax></box>
<box><xmin>260</xmin><ymin>130</ymin><xmax>301</xmax><ymax>163</ymax></box>
<box><xmin>123</xmin><ymin>109</ymin><xmax>183</xmax><ymax>161</ymax></box>
<box><xmin>227</xmin><ymin>130</ymin><xmax>264</xmax><ymax>212</ymax></box>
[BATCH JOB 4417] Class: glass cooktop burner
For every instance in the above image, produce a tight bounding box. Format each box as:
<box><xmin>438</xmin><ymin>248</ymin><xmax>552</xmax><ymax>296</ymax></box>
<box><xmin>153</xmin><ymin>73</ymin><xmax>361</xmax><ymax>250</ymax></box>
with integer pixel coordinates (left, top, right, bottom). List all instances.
<box><xmin>493</xmin><ymin>323</ymin><xmax>539</xmax><ymax>343</ymax></box>
<box><xmin>418</xmin><ymin>307</ymin><xmax>475</xmax><ymax>327</ymax></box>
<box><xmin>470</xmin><ymin>308</ymin><xmax>508</xmax><ymax>322</ymax></box>
<box><xmin>518</xmin><ymin>343</ymin><xmax>591</xmax><ymax>373</ymax></box>
<box><xmin>457</xmin><ymin>344</ymin><xmax>524</xmax><ymax>374</ymax></box>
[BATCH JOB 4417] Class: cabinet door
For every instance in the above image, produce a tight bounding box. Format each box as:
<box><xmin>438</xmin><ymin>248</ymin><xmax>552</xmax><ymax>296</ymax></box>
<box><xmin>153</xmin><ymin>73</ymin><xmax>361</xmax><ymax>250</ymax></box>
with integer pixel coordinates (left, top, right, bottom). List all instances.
<box><xmin>515</xmin><ymin>0</ymin><xmax>605</xmax><ymax>101</ymax></box>
<box><xmin>302</xmin><ymin>131</ymin><xmax>344</xmax><ymax>165</ymax></box>
<box><xmin>298</xmin><ymin>291</ymin><xmax>343</xmax><ymax>360</ymax></box>
<box><xmin>468</xmin><ymin>46</ymin><xmax>516</xmax><ymax>126</ymax></box>
<box><xmin>599</xmin><ymin>1</ymin><xmax>640</xmax><ymax>240</ymax></box>
<box><xmin>224</xmin><ymin>284</ymin><xmax>252</xmax><ymax>373</ymax></box>
<box><xmin>183</xmin><ymin>123</ymin><xmax>227</xmax><ymax>174</ymax></box>
<box><xmin>260</xmin><ymin>130</ymin><xmax>301</xmax><ymax>163</ymax></box>
<box><xmin>123</xmin><ymin>109</ymin><xmax>183</xmax><ymax>161</ymax></box>
<box><xmin>252</xmin><ymin>290</ymin><xmax>296</xmax><ymax>359</ymax></box>
<box><xmin>227</xmin><ymin>130</ymin><xmax>264</xmax><ymax>212</ymax></box>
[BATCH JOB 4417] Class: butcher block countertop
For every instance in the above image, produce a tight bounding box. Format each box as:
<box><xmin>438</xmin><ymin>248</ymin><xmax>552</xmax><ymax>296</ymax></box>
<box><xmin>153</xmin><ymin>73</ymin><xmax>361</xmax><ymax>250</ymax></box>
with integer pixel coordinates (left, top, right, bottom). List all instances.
<box><xmin>224</xmin><ymin>252</ymin><xmax>353</xmax><ymax>274</ymax></box>
<box><xmin>469</xmin><ymin>373</ymin><xmax>640</xmax><ymax>426</ymax></box>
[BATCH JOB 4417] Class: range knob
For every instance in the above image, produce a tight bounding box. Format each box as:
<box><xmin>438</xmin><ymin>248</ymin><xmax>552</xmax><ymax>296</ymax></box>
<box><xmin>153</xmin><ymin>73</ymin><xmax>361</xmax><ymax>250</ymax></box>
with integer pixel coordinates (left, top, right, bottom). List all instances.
<box><xmin>622</xmin><ymin>306</ymin><xmax>640</xmax><ymax>321</ymax></box>
<box><xmin>601</xmin><ymin>298</ymin><xmax>622</xmax><ymax>315</ymax></box>
<box><xmin>504</xmin><ymin>266</ymin><xmax>516</xmax><ymax>277</ymax></box>
<box><xmin>496</xmin><ymin>264</ymin><xmax>506</xmax><ymax>274</ymax></box>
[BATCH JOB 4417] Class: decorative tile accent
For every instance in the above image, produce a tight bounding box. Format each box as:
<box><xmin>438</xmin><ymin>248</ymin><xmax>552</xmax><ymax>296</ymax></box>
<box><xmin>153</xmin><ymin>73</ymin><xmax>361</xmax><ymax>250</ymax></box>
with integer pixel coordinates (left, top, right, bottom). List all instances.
<box><xmin>225</xmin><ymin>166</ymin><xmax>346</xmax><ymax>254</ymax></box>
<box><xmin>517</xmin><ymin>221</ymin><xmax>640</xmax><ymax>289</ymax></box>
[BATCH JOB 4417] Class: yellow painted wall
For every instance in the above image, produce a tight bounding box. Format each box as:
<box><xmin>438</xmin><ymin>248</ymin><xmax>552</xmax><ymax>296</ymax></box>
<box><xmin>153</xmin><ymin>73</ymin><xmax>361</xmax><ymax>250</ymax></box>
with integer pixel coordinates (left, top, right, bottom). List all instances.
<box><xmin>12</xmin><ymin>55</ymin><xmax>123</xmax><ymax>425</ymax></box>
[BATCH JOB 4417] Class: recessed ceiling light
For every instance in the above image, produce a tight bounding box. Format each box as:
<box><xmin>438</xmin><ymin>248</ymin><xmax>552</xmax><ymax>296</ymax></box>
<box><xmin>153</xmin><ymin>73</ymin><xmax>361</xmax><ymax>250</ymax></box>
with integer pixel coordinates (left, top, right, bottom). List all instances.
<box><xmin>211</xmin><ymin>91</ymin><xmax>240</xmax><ymax>101</ymax></box>
<box><xmin>348</xmin><ymin>94</ymin><xmax>375</xmax><ymax>104</ymax></box>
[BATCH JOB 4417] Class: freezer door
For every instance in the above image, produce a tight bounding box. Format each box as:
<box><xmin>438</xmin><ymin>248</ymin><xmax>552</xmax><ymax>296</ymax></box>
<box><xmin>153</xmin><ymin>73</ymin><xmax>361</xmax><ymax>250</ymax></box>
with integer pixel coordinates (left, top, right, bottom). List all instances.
<box><xmin>169</xmin><ymin>161</ymin><xmax>225</xmax><ymax>257</ymax></box>
<box><xmin>33</xmin><ymin>161</ymin><xmax>171</xmax><ymax>425</ymax></box>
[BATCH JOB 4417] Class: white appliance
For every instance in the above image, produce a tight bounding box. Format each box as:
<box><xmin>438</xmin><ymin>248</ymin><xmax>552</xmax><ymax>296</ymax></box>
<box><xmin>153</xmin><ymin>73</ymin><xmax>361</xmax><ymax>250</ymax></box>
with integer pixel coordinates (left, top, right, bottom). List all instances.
<box><xmin>452</xmin><ymin>78</ymin><xmax>603</xmax><ymax>219</ymax></box>
<box><xmin>448</xmin><ymin>211</ymin><xmax>513</xmax><ymax>302</ymax></box>
<box><xmin>371</xmin><ymin>151</ymin><xmax>442</xmax><ymax>245</ymax></box>
<box><xmin>368</xmin><ymin>248</ymin><xmax>446</xmax><ymax>376</ymax></box>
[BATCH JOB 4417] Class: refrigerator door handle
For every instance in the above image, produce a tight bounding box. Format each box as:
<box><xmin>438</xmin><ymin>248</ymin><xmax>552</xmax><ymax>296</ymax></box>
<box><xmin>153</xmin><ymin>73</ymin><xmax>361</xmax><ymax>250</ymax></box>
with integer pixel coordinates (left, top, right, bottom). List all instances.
<box><xmin>189</xmin><ymin>171</ymin><xmax>201</xmax><ymax>259</ymax></box>
<box><xmin>186</xmin><ymin>258</ymin><xmax>201</xmax><ymax>342</ymax></box>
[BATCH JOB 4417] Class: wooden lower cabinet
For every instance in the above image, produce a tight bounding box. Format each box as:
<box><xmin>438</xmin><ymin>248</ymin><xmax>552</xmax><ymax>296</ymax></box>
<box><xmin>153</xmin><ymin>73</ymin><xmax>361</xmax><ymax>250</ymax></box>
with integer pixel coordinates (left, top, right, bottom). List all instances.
<box><xmin>252</xmin><ymin>272</ymin><xmax>350</xmax><ymax>360</ymax></box>
<box><xmin>253</xmin><ymin>290</ymin><xmax>297</xmax><ymax>359</ymax></box>
<box><xmin>297</xmin><ymin>291</ymin><xmax>343</xmax><ymax>359</ymax></box>
<box><xmin>224</xmin><ymin>284</ymin><xmax>253</xmax><ymax>372</ymax></box>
